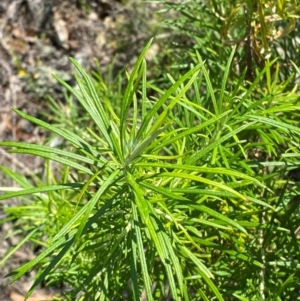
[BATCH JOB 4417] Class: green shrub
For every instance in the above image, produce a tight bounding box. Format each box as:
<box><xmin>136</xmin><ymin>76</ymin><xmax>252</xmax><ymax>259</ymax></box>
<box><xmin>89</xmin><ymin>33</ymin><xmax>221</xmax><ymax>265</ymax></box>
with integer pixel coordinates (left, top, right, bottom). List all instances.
<box><xmin>1</xmin><ymin>37</ymin><xmax>300</xmax><ymax>300</ymax></box>
<box><xmin>1</xmin><ymin>0</ymin><xmax>300</xmax><ymax>299</ymax></box>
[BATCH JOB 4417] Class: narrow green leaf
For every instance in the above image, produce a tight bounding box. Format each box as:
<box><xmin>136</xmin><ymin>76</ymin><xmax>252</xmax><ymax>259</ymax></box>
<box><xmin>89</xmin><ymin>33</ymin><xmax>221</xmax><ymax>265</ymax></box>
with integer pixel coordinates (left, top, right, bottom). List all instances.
<box><xmin>181</xmin><ymin>245</ymin><xmax>213</xmax><ymax>278</ymax></box>
<box><xmin>187</xmin><ymin>121</ymin><xmax>256</xmax><ymax>164</ymax></box>
<box><xmin>6</xmin><ymin>149</ymin><xmax>93</xmax><ymax>175</ymax></box>
<box><xmin>125</xmin><ymin>124</ymin><xmax>172</xmax><ymax>167</ymax></box>
<box><xmin>136</xmin><ymin>62</ymin><xmax>204</xmax><ymax>142</ymax></box>
<box><xmin>0</xmin><ymin>183</ymin><xmax>83</xmax><ymax>202</ymax></box>
<box><xmin>127</xmin><ymin>173</ymin><xmax>166</xmax><ymax>265</ymax></box>
<box><xmin>159</xmin><ymin>172</ymin><xmax>248</xmax><ymax>202</ymax></box>
<box><xmin>130</xmin><ymin>226</ymin><xmax>140</xmax><ymax>301</ymax></box>
<box><xmin>249</xmin><ymin>115</ymin><xmax>300</xmax><ymax>134</ymax></box>
<box><xmin>150</xmin><ymin>216</ymin><xmax>180</xmax><ymax>300</ymax></box>
<box><xmin>140</xmin><ymin>181</ymin><xmax>189</xmax><ymax>201</ymax></box>
<box><xmin>12</xmin><ymin>109</ymin><xmax>99</xmax><ymax>158</ymax></box>
<box><xmin>152</xmin><ymin>111</ymin><xmax>231</xmax><ymax>151</ymax></box>
<box><xmin>131</xmin><ymin>201</ymin><xmax>154</xmax><ymax>301</ymax></box>
<box><xmin>267</xmin><ymin>274</ymin><xmax>294</xmax><ymax>300</ymax></box>
<box><xmin>196</xmin><ymin>53</ymin><xmax>219</xmax><ymax>115</ymax></box>
<box><xmin>162</xmin><ymin>232</ymin><xmax>184</xmax><ymax>296</ymax></box>
<box><xmin>25</xmin><ymin>237</ymin><xmax>74</xmax><ymax>299</ymax></box>
<box><xmin>219</xmin><ymin>45</ymin><xmax>236</xmax><ymax>112</ymax></box>
<box><xmin>0</xmin><ymin>142</ymin><xmax>104</xmax><ymax>168</ymax></box>
<box><xmin>120</xmin><ymin>39</ymin><xmax>154</xmax><ymax>154</ymax></box>
<box><xmin>74</xmin><ymin>170</ymin><xmax>120</xmax><ymax>242</ymax></box>
<box><xmin>0</xmin><ymin>229</ymin><xmax>38</xmax><ymax>266</ymax></box>
<box><xmin>9</xmin><ymin>228</ymin><xmax>77</xmax><ymax>282</ymax></box>
<box><xmin>191</xmin><ymin>204</ymin><xmax>247</xmax><ymax>234</ymax></box>
<box><xmin>0</xmin><ymin>165</ymin><xmax>32</xmax><ymax>188</ymax></box>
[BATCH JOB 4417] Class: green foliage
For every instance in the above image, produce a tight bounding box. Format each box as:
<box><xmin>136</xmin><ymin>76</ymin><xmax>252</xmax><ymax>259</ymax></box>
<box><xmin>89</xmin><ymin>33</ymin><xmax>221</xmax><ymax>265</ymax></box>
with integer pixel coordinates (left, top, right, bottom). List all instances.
<box><xmin>1</xmin><ymin>1</ymin><xmax>300</xmax><ymax>300</ymax></box>
<box><xmin>156</xmin><ymin>0</ymin><xmax>300</xmax><ymax>83</ymax></box>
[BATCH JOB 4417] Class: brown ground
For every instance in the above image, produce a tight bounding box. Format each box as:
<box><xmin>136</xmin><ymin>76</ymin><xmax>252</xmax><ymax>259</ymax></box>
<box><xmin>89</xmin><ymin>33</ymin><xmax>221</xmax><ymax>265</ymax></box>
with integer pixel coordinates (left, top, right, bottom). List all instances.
<box><xmin>0</xmin><ymin>1</ymin><xmax>158</xmax><ymax>299</ymax></box>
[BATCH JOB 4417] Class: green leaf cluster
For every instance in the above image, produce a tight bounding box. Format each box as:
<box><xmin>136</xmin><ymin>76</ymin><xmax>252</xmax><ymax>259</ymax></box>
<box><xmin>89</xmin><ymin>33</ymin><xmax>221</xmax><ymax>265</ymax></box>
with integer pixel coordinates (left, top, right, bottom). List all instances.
<box><xmin>1</xmin><ymin>1</ymin><xmax>300</xmax><ymax>300</ymax></box>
